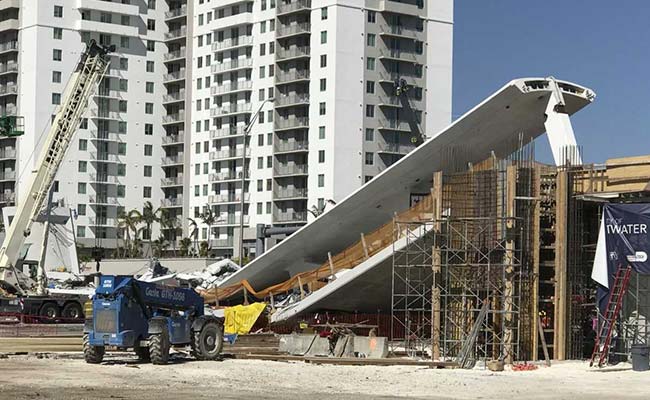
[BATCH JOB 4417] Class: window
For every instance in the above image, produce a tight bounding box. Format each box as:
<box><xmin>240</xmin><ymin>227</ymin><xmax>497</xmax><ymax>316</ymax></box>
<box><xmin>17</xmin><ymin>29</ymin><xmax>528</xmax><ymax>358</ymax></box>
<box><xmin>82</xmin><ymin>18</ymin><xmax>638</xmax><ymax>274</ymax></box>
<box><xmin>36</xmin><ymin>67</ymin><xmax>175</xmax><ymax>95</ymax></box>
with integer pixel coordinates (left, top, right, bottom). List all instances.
<box><xmin>148</xmin><ymin>0</ymin><xmax>156</xmax><ymax>9</ymax></box>
<box><xmin>119</xmin><ymin>100</ymin><xmax>127</xmax><ymax>112</ymax></box>
<box><xmin>143</xmin><ymin>186</ymin><xmax>152</xmax><ymax>198</ymax></box>
<box><xmin>365</xmin><ymin>152</ymin><xmax>374</xmax><ymax>165</ymax></box>
<box><xmin>195</xmin><ymin>164</ymin><xmax>200</xmax><ymax>175</ymax></box>
<box><xmin>319</xmin><ymin>126</ymin><xmax>325</xmax><ymax>139</ymax></box>
<box><xmin>366</xmin><ymin>81</ymin><xmax>375</xmax><ymax>94</ymax></box>
<box><xmin>121</xmin><ymin>36</ymin><xmax>130</xmax><ymax>49</ymax></box>
<box><xmin>367</xmin><ymin>57</ymin><xmax>375</xmax><ymax>70</ymax></box>
<box><xmin>259</xmin><ymin>66</ymin><xmax>266</xmax><ymax>79</ymax></box>
<box><xmin>267</xmin><ymin>156</ymin><xmax>272</xmax><ymax>168</ymax></box>
<box><xmin>195</xmin><ymin>143</ymin><xmax>201</xmax><ymax>154</ymax></box>
<box><xmin>197</xmin><ymin>57</ymin><xmax>203</xmax><ymax>68</ymax></box>
<box><xmin>145</xmin><ymin>103</ymin><xmax>153</xmax><ymax>114</ymax></box>
<box><xmin>119</xmin><ymin>79</ymin><xmax>128</xmax><ymax>91</ymax></box>
<box><xmin>257</xmin><ymin>180</ymin><xmax>263</xmax><ymax>192</ymax></box>
<box><xmin>121</xmin><ymin>15</ymin><xmax>130</xmax><ymax>26</ymax></box>
<box><xmin>197</xmin><ymin>78</ymin><xmax>202</xmax><ymax>90</ymax></box>
<box><xmin>53</xmin><ymin>49</ymin><xmax>62</xmax><ymax>61</ymax></box>
<box><xmin>259</xmin><ymin>89</ymin><xmax>265</xmax><ymax>101</ymax></box>
<box><xmin>51</xmin><ymin>93</ymin><xmax>61</xmax><ymax>105</ymax></box>
<box><xmin>320</xmin><ymin>31</ymin><xmax>327</xmax><ymax>44</ymax></box>
<box><xmin>321</xmin><ymin>7</ymin><xmax>328</xmax><ymax>20</ymax></box>
<box><xmin>145</xmin><ymin>123</ymin><xmax>153</xmax><ymax>136</ymax></box>
<box><xmin>78</xmin><ymin>182</ymin><xmax>86</xmax><ymax>194</ymax></box>
<box><xmin>52</xmin><ymin>71</ymin><xmax>61</xmax><ymax>83</ymax></box>
<box><xmin>118</xmin><ymin>143</ymin><xmax>127</xmax><ymax>155</ymax></box>
<box><xmin>79</xmin><ymin>139</ymin><xmax>87</xmax><ymax>151</ymax></box>
<box><xmin>365</xmin><ymin>175</ymin><xmax>373</xmax><ymax>183</ymax></box>
<box><xmin>266</xmin><ymin>179</ymin><xmax>272</xmax><ymax>191</ymax></box>
<box><xmin>261</xmin><ymin>0</ymin><xmax>267</xmax><ymax>10</ymax></box>
<box><xmin>318</xmin><ymin>174</ymin><xmax>325</xmax><ymax>187</ymax></box>
<box><xmin>258</xmin><ymin>134</ymin><xmax>264</xmax><ymax>146</ymax></box>
<box><xmin>366</xmin><ymin>105</ymin><xmax>374</xmax><ymax>117</ymax></box>
<box><xmin>144</xmin><ymin>165</ymin><xmax>152</xmax><ymax>177</ymax></box>
<box><xmin>196</xmin><ymin>99</ymin><xmax>202</xmax><ymax>111</ymax></box>
<box><xmin>53</xmin><ymin>28</ymin><xmax>62</xmax><ymax>40</ymax></box>
<box><xmin>194</xmin><ymin>185</ymin><xmax>200</xmax><ymax>197</ymax></box>
<box><xmin>320</xmin><ymin>78</ymin><xmax>326</xmax><ymax>91</ymax></box>
<box><xmin>99</xmin><ymin>33</ymin><xmax>111</xmax><ymax>46</ymax></box>
<box><xmin>269</xmin><ymin>64</ymin><xmax>274</xmax><ymax>77</ymax></box>
<box><xmin>78</xmin><ymin>204</ymin><xmax>86</xmax><ymax>216</ymax></box>
<box><xmin>367</xmin><ymin>34</ymin><xmax>376</xmax><ymax>47</ymax></box>
<box><xmin>146</xmin><ymin>82</ymin><xmax>154</xmax><ymax>93</ymax></box>
<box><xmin>367</xmin><ymin>11</ymin><xmax>376</xmax><ymax>23</ymax></box>
<box><xmin>147</xmin><ymin>19</ymin><xmax>156</xmax><ymax>31</ymax></box>
<box><xmin>147</xmin><ymin>40</ymin><xmax>155</xmax><ymax>51</ymax></box>
<box><xmin>202</xmin><ymin>184</ymin><xmax>208</xmax><ymax>196</ymax></box>
<box><xmin>318</xmin><ymin>150</ymin><xmax>325</xmax><ymax>163</ymax></box>
<box><xmin>203</xmin><ymin>163</ymin><xmax>209</xmax><ymax>174</ymax></box>
<box><xmin>100</xmin><ymin>12</ymin><xmax>112</xmax><ymax>23</ymax></box>
<box><xmin>144</xmin><ymin>144</ymin><xmax>152</xmax><ymax>156</ymax></box>
<box><xmin>319</xmin><ymin>102</ymin><xmax>326</xmax><ymax>115</ymax></box>
<box><xmin>269</xmin><ymin>42</ymin><xmax>274</xmax><ymax>54</ymax></box>
<box><xmin>77</xmin><ymin>226</ymin><xmax>86</xmax><ymax>238</ymax></box>
<box><xmin>118</xmin><ymin>121</ymin><xmax>127</xmax><ymax>134</ymax></box>
<box><xmin>260</xmin><ymin>21</ymin><xmax>266</xmax><ymax>33</ymax></box>
<box><xmin>257</xmin><ymin>203</ymin><xmax>263</xmax><ymax>214</ymax></box>
<box><xmin>117</xmin><ymin>185</ymin><xmax>125</xmax><ymax>198</ymax></box>
<box><xmin>80</xmin><ymin>119</ymin><xmax>88</xmax><ymax>129</ymax></box>
<box><xmin>54</xmin><ymin>5</ymin><xmax>63</xmax><ymax>18</ymax></box>
<box><xmin>260</xmin><ymin>43</ymin><xmax>266</xmax><ymax>56</ymax></box>
<box><xmin>267</xmin><ymin>132</ymin><xmax>273</xmax><ymax>145</ymax></box>
<box><xmin>266</xmin><ymin>202</ymin><xmax>272</xmax><ymax>214</ymax></box>
<box><xmin>365</xmin><ymin>128</ymin><xmax>374</xmax><ymax>141</ymax></box>
<box><xmin>78</xmin><ymin>161</ymin><xmax>87</xmax><ymax>173</ymax></box>
<box><xmin>119</xmin><ymin>57</ymin><xmax>128</xmax><ymax>70</ymax></box>
<box><xmin>270</xmin><ymin>19</ymin><xmax>275</xmax><ymax>31</ymax></box>
<box><xmin>415</xmin><ymin>41</ymin><xmax>423</xmax><ymax>54</ymax></box>
<box><xmin>257</xmin><ymin>157</ymin><xmax>263</xmax><ymax>169</ymax></box>
<box><xmin>146</xmin><ymin>61</ymin><xmax>154</xmax><ymax>73</ymax></box>
<box><xmin>320</xmin><ymin>54</ymin><xmax>327</xmax><ymax>68</ymax></box>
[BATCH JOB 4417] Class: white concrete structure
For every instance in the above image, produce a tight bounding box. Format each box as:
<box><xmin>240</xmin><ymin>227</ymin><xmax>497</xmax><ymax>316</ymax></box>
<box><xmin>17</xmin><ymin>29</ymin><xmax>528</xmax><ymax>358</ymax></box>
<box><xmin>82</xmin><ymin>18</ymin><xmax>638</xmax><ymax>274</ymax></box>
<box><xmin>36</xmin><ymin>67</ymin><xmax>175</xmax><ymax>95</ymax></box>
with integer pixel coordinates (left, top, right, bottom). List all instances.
<box><xmin>184</xmin><ymin>0</ymin><xmax>453</xmax><ymax>259</ymax></box>
<box><xmin>1</xmin><ymin>0</ymin><xmax>167</xmax><ymax>254</ymax></box>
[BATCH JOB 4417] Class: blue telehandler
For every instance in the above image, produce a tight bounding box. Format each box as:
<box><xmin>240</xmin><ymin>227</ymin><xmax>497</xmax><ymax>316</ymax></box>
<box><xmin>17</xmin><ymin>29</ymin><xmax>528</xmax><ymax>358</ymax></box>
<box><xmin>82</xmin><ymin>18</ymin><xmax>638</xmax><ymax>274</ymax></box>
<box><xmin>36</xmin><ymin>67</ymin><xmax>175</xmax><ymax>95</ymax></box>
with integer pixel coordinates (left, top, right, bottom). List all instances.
<box><xmin>83</xmin><ymin>275</ymin><xmax>224</xmax><ymax>365</ymax></box>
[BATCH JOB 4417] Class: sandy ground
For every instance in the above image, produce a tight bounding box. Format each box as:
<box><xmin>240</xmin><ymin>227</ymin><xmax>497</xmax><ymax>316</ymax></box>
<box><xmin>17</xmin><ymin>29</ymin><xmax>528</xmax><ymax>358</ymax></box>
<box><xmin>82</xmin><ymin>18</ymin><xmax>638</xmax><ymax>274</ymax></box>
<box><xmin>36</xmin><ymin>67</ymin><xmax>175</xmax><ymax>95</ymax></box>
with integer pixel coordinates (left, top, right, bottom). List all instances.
<box><xmin>0</xmin><ymin>354</ymin><xmax>649</xmax><ymax>400</ymax></box>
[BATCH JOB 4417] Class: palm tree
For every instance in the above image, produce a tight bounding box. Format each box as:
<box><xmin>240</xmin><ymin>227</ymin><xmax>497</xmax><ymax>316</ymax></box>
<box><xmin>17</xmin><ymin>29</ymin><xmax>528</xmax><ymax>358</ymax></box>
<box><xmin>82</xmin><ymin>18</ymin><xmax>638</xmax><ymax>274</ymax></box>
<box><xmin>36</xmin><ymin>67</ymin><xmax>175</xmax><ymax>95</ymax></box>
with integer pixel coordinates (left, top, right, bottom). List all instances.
<box><xmin>179</xmin><ymin>237</ymin><xmax>192</xmax><ymax>257</ymax></box>
<box><xmin>117</xmin><ymin>209</ymin><xmax>141</xmax><ymax>258</ymax></box>
<box><xmin>160</xmin><ymin>210</ymin><xmax>181</xmax><ymax>257</ymax></box>
<box><xmin>199</xmin><ymin>204</ymin><xmax>222</xmax><ymax>253</ymax></box>
<box><xmin>133</xmin><ymin>201</ymin><xmax>162</xmax><ymax>257</ymax></box>
<box><xmin>151</xmin><ymin>236</ymin><xmax>170</xmax><ymax>258</ymax></box>
<box><xmin>187</xmin><ymin>218</ymin><xmax>200</xmax><ymax>257</ymax></box>
<box><xmin>307</xmin><ymin>199</ymin><xmax>337</xmax><ymax>218</ymax></box>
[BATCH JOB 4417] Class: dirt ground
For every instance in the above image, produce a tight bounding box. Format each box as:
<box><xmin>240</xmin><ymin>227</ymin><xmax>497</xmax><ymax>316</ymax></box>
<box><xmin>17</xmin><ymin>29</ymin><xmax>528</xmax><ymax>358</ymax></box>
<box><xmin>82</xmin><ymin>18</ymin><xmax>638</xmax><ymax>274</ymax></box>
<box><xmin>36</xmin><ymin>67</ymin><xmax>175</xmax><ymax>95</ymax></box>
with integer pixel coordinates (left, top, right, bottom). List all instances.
<box><xmin>0</xmin><ymin>354</ymin><xmax>649</xmax><ymax>400</ymax></box>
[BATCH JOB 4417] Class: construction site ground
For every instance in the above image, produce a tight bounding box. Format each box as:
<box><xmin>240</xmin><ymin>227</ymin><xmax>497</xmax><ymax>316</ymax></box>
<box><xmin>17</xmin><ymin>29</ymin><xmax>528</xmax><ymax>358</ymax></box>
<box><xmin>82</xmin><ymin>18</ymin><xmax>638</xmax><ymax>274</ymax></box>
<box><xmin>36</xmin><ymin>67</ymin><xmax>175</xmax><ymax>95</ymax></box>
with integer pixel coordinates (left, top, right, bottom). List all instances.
<box><xmin>0</xmin><ymin>355</ymin><xmax>648</xmax><ymax>399</ymax></box>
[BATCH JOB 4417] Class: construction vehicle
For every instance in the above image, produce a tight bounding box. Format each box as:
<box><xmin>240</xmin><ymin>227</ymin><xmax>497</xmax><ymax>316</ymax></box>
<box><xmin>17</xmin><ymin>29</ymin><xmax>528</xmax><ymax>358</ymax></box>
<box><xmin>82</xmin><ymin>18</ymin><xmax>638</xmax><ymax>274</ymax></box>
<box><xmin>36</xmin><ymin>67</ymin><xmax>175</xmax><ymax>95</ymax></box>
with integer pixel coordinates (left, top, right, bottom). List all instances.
<box><xmin>0</xmin><ymin>40</ymin><xmax>113</xmax><ymax>320</ymax></box>
<box><xmin>84</xmin><ymin>275</ymin><xmax>224</xmax><ymax>364</ymax></box>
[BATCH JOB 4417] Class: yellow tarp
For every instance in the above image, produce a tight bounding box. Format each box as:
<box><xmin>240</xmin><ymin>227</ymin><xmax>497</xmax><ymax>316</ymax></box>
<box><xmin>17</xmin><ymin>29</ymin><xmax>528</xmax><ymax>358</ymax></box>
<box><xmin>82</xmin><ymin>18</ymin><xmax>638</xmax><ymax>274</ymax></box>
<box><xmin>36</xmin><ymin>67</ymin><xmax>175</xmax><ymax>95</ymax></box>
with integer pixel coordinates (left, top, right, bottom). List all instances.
<box><xmin>223</xmin><ymin>302</ymin><xmax>266</xmax><ymax>335</ymax></box>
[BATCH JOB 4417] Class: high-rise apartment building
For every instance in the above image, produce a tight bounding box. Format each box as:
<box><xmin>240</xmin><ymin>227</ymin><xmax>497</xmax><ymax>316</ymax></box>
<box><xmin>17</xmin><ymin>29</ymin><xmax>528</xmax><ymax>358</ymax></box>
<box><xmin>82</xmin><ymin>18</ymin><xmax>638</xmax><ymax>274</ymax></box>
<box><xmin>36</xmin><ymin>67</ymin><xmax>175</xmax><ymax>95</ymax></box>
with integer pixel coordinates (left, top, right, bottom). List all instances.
<box><xmin>0</xmin><ymin>0</ymin><xmax>451</xmax><ymax>260</ymax></box>
<box><xmin>184</xmin><ymin>0</ymin><xmax>452</xmax><ymax>259</ymax></box>
<box><xmin>1</xmin><ymin>0</ymin><xmax>166</xmax><ymax>253</ymax></box>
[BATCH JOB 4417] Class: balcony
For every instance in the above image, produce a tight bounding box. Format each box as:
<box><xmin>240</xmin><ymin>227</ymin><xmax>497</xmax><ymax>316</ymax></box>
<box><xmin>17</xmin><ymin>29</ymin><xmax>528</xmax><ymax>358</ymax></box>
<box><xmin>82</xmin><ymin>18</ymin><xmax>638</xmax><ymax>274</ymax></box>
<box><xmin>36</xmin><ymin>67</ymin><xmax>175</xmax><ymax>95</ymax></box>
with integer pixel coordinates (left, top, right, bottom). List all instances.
<box><xmin>275</xmin><ymin>94</ymin><xmax>309</xmax><ymax>108</ymax></box>
<box><xmin>211</xmin><ymin>58</ymin><xmax>253</xmax><ymax>73</ymax></box>
<box><xmin>0</xmin><ymin>105</ymin><xmax>16</xmax><ymax>116</ymax></box>
<box><xmin>89</xmin><ymin>152</ymin><xmax>122</xmax><ymax>163</ymax></box>
<box><xmin>165</xmin><ymin>4</ymin><xmax>187</xmax><ymax>20</ymax></box>
<box><xmin>0</xmin><ymin>41</ymin><xmax>17</xmax><ymax>53</ymax></box>
<box><xmin>0</xmin><ymin>192</ymin><xmax>15</xmax><ymax>203</ymax></box>
<box><xmin>162</xmin><ymin>133</ymin><xmax>185</xmax><ymax>145</ymax></box>
<box><xmin>210</xmin><ymin>103</ymin><xmax>252</xmax><ymax>117</ymax></box>
<box><xmin>162</xmin><ymin>112</ymin><xmax>185</xmax><ymax>124</ymax></box>
<box><xmin>164</xmin><ymin>27</ymin><xmax>187</xmax><ymax>41</ymax></box>
<box><xmin>276</xmin><ymin>46</ymin><xmax>310</xmax><ymax>61</ymax></box>
<box><xmin>162</xmin><ymin>154</ymin><xmax>184</xmax><ymax>166</ymax></box>
<box><xmin>379</xmin><ymin>47</ymin><xmax>420</xmax><ymax>62</ymax></box>
<box><xmin>379</xmin><ymin>0</ymin><xmax>424</xmax><ymax>16</ymax></box>
<box><xmin>274</xmin><ymin>117</ymin><xmax>309</xmax><ymax>131</ymax></box>
<box><xmin>274</xmin><ymin>141</ymin><xmax>308</xmax><ymax>153</ymax></box>
<box><xmin>277</xmin><ymin>0</ymin><xmax>311</xmax><ymax>16</ymax></box>
<box><xmin>79</xmin><ymin>0</ymin><xmax>139</xmax><ymax>16</ymax></box>
<box><xmin>274</xmin><ymin>187</ymin><xmax>308</xmax><ymax>200</ymax></box>
<box><xmin>215</xmin><ymin>11</ymin><xmax>253</xmax><ymax>29</ymax></box>
<box><xmin>379</xmin><ymin>24</ymin><xmax>422</xmax><ymax>40</ymax></box>
<box><xmin>88</xmin><ymin>173</ymin><xmax>121</xmax><ymax>184</ymax></box>
<box><xmin>209</xmin><ymin>170</ymin><xmax>249</xmax><ymax>182</ymax></box>
<box><xmin>274</xmin><ymin>164</ymin><xmax>308</xmax><ymax>176</ymax></box>
<box><xmin>161</xmin><ymin>176</ymin><xmax>184</xmax><ymax>187</ymax></box>
<box><xmin>211</xmin><ymin>238</ymin><xmax>235</xmax><ymax>248</ymax></box>
<box><xmin>96</xmin><ymin>88</ymin><xmax>124</xmax><ymax>100</ymax></box>
<box><xmin>209</xmin><ymin>148</ymin><xmax>250</xmax><ymax>161</ymax></box>
<box><xmin>88</xmin><ymin>196</ymin><xmax>120</xmax><ymax>206</ymax></box>
<box><xmin>77</xmin><ymin>19</ymin><xmax>139</xmax><ymax>37</ymax></box>
<box><xmin>275</xmin><ymin>69</ymin><xmax>310</xmax><ymax>84</ymax></box>
<box><xmin>215</xmin><ymin>214</ymin><xmax>249</xmax><ymax>226</ymax></box>
<box><xmin>0</xmin><ymin>148</ymin><xmax>16</xmax><ymax>159</ymax></box>
<box><xmin>164</xmin><ymin>48</ymin><xmax>186</xmax><ymax>61</ymax></box>
<box><xmin>276</xmin><ymin>23</ymin><xmax>311</xmax><ymax>39</ymax></box>
<box><xmin>88</xmin><ymin>217</ymin><xmax>117</xmax><ymax>227</ymax></box>
<box><xmin>161</xmin><ymin>196</ymin><xmax>183</xmax><ymax>208</ymax></box>
<box><xmin>90</xmin><ymin>109</ymin><xmax>123</xmax><ymax>121</ymax></box>
<box><xmin>209</xmin><ymin>193</ymin><xmax>250</xmax><ymax>204</ymax></box>
<box><xmin>210</xmin><ymin>126</ymin><xmax>246</xmax><ymax>139</ymax></box>
<box><xmin>211</xmin><ymin>81</ymin><xmax>252</xmax><ymax>95</ymax></box>
<box><xmin>163</xmin><ymin>90</ymin><xmax>185</xmax><ymax>104</ymax></box>
<box><xmin>378</xmin><ymin>71</ymin><xmax>421</xmax><ymax>84</ymax></box>
<box><xmin>163</xmin><ymin>68</ymin><xmax>186</xmax><ymax>83</ymax></box>
<box><xmin>0</xmin><ymin>63</ymin><xmax>18</xmax><ymax>75</ymax></box>
<box><xmin>89</xmin><ymin>130</ymin><xmax>122</xmax><ymax>143</ymax></box>
<box><xmin>377</xmin><ymin>142</ymin><xmax>413</xmax><ymax>155</ymax></box>
<box><xmin>274</xmin><ymin>211</ymin><xmax>308</xmax><ymax>223</ymax></box>
<box><xmin>0</xmin><ymin>170</ymin><xmax>15</xmax><ymax>181</ymax></box>
<box><xmin>377</xmin><ymin>95</ymin><xmax>402</xmax><ymax>107</ymax></box>
<box><xmin>211</xmin><ymin>36</ymin><xmax>253</xmax><ymax>52</ymax></box>
<box><xmin>377</xmin><ymin>117</ymin><xmax>412</xmax><ymax>132</ymax></box>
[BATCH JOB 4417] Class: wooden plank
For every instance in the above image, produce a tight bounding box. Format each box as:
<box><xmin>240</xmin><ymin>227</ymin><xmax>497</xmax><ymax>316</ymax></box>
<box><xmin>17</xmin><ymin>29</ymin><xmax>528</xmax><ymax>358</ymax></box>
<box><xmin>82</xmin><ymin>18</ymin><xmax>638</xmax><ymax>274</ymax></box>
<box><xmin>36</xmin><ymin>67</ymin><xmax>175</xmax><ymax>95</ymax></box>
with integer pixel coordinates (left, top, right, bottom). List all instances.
<box><xmin>360</xmin><ymin>233</ymin><xmax>369</xmax><ymax>259</ymax></box>
<box><xmin>327</xmin><ymin>252</ymin><xmax>335</xmax><ymax>279</ymax></box>
<box><xmin>537</xmin><ymin>316</ymin><xmax>551</xmax><ymax>367</ymax></box>
<box><xmin>605</xmin><ymin>154</ymin><xmax>650</xmax><ymax>167</ymax></box>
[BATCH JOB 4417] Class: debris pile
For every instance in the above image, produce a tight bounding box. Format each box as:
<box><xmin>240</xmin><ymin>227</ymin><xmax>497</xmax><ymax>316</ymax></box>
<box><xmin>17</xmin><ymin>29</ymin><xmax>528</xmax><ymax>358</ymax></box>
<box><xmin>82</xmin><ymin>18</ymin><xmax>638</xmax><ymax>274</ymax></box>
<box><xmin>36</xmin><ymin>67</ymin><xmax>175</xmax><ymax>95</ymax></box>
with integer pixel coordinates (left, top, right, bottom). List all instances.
<box><xmin>176</xmin><ymin>259</ymin><xmax>241</xmax><ymax>290</ymax></box>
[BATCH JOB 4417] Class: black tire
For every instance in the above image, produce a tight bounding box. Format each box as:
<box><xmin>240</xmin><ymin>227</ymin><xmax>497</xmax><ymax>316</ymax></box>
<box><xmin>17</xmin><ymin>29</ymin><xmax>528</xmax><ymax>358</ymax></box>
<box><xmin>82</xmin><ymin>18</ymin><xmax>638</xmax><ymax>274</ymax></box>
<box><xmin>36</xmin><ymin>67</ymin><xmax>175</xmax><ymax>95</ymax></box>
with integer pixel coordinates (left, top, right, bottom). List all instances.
<box><xmin>192</xmin><ymin>321</ymin><xmax>223</xmax><ymax>361</ymax></box>
<box><xmin>39</xmin><ymin>302</ymin><xmax>59</xmax><ymax>322</ymax></box>
<box><xmin>134</xmin><ymin>345</ymin><xmax>150</xmax><ymax>361</ymax></box>
<box><xmin>149</xmin><ymin>330</ymin><xmax>170</xmax><ymax>365</ymax></box>
<box><xmin>61</xmin><ymin>302</ymin><xmax>83</xmax><ymax>320</ymax></box>
<box><xmin>83</xmin><ymin>333</ymin><xmax>104</xmax><ymax>364</ymax></box>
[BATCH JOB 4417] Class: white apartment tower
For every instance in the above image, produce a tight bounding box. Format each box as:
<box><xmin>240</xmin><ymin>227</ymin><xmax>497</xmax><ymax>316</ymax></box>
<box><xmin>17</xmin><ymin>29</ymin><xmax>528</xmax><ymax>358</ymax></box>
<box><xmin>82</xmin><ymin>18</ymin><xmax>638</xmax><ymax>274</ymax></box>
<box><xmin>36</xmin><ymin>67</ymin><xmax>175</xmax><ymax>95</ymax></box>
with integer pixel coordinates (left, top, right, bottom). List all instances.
<box><xmin>183</xmin><ymin>0</ymin><xmax>452</xmax><ymax>259</ymax></box>
<box><xmin>0</xmin><ymin>0</ymin><xmax>167</xmax><ymax>255</ymax></box>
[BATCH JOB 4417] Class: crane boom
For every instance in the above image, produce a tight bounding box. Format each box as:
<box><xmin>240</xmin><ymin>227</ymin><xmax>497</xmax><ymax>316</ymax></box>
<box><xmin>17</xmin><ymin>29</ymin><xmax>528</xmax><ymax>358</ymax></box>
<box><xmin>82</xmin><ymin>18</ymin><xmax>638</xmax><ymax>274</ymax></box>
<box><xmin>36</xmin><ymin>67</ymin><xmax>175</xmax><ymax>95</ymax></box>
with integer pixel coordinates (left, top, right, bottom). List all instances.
<box><xmin>0</xmin><ymin>40</ymin><xmax>113</xmax><ymax>294</ymax></box>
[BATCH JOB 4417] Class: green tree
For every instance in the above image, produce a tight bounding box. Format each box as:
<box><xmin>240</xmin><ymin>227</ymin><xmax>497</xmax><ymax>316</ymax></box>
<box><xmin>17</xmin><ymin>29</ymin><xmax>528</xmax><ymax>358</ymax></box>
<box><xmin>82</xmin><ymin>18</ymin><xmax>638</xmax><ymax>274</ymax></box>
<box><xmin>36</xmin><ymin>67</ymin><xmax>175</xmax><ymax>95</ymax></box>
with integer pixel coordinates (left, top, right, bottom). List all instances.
<box><xmin>151</xmin><ymin>236</ymin><xmax>170</xmax><ymax>258</ymax></box>
<box><xmin>160</xmin><ymin>210</ymin><xmax>181</xmax><ymax>257</ymax></box>
<box><xmin>179</xmin><ymin>237</ymin><xmax>192</xmax><ymax>257</ymax></box>
<box><xmin>133</xmin><ymin>201</ymin><xmax>162</xmax><ymax>257</ymax></box>
<box><xmin>187</xmin><ymin>218</ymin><xmax>200</xmax><ymax>257</ymax></box>
<box><xmin>117</xmin><ymin>209</ymin><xmax>141</xmax><ymax>258</ymax></box>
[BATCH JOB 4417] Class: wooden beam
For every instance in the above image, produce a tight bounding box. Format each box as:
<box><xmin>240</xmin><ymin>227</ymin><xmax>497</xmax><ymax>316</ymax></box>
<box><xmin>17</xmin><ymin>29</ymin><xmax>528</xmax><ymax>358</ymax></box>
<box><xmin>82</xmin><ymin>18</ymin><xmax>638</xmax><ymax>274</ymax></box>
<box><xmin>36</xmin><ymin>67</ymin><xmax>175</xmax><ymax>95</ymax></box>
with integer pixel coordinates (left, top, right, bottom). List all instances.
<box><xmin>327</xmin><ymin>251</ymin><xmax>335</xmax><ymax>280</ymax></box>
<box><xmin>297</xmin><ymin>276</ymin><xmax>305</xmax><ymax>300</ymax></box>
<box><xmin>538</xmin><ymin>315</ymin><xmax>551</xmax><ymax>367</ymax></box>
<box><xmin>532</xmin><ymin>165</ymin><xmax>541</xmax><ymax>361</ymax></box>
<box><xmin>504</xmin><ymin>165</ymin><xmax>516</xmax><ymax>364</ymax></box>
<box><xmin>360</xmin><ymin>233</ymin><xmax>369</xmax><ymax>259</ymax></box>
<box><xmin>554</xmin><ymin>170</ymin><xmax>568</xmax><ymax>361</ymax></box>
<box><xmin>431</xmin><ymin>170</ymin><xmax>443</xmax><ymax>360</ymax></box>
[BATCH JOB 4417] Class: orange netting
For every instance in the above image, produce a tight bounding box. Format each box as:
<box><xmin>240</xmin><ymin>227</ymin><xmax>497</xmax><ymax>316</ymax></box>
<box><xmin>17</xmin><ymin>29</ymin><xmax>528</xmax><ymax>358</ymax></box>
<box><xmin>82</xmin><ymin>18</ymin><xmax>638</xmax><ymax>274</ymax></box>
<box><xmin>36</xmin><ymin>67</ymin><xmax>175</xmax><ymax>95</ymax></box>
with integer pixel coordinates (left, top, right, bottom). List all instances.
<box><xmin>200</xmin><ymin>194</ymin><xmax>434</xmax><ymax>302</ymax></box>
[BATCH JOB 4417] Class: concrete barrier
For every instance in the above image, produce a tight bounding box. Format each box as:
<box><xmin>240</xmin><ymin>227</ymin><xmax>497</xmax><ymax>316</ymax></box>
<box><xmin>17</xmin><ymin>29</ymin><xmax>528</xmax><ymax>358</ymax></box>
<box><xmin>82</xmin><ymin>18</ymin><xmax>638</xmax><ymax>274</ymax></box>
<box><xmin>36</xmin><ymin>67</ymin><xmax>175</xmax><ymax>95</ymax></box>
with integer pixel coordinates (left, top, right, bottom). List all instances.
<box><xmin>278</xmin><ymin>334</ymin><xmax>388</xmax><ymax>358</ymax></box>
<box><xmin>353</xmin><ymin>336</ymin><xmax>388</xmax><ymax>359</ymax></box>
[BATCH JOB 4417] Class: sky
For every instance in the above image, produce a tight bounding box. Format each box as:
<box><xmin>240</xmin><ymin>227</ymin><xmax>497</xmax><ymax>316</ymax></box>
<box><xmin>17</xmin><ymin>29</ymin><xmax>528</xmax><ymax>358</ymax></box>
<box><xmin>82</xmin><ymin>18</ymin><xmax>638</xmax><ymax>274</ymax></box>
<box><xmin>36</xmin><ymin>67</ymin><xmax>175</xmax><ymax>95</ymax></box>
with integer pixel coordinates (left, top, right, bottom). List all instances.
<box><xmin>452</xmin><ymin>1</ymin><xmax>650</xmax><ymax>163</ymax></box>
